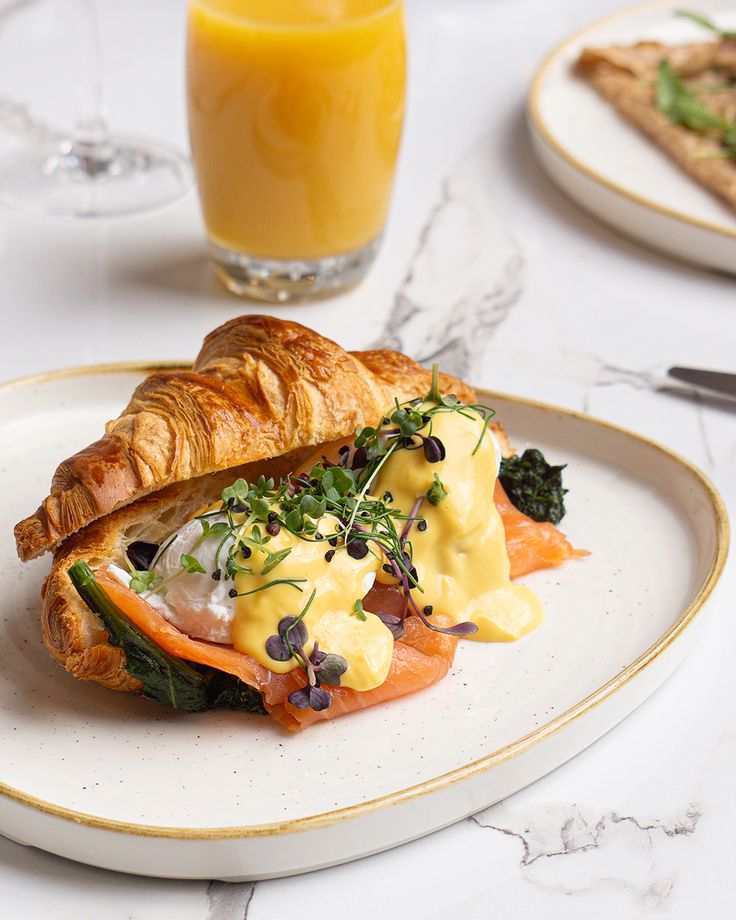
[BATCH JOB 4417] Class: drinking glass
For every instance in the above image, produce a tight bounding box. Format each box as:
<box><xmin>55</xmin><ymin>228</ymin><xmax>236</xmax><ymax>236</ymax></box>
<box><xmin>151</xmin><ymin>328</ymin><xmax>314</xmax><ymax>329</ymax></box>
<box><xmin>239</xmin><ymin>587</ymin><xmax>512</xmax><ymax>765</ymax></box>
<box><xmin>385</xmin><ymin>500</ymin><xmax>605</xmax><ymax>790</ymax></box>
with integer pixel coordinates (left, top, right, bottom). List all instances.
<box><xmin>0</xmin><ymin>0</ymin><xmax>191</xmax><ymax>219</ymax></box>
<box><xmin>186</xmin><ymin>0</ymin><xmax>406</xmax><ymax>302</ymax></box>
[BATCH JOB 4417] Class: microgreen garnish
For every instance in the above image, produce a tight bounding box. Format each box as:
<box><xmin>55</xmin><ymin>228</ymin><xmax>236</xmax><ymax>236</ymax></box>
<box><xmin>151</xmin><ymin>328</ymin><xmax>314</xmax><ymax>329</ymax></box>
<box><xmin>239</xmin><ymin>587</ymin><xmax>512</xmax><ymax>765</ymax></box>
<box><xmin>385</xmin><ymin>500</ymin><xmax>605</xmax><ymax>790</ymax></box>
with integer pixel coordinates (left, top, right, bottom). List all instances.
<box><xmin>230</xmin><ymin>577</ymin><xmax>307</xmax><ymax>599</ymax></box>
<box><xmin>426</xmin><ymin>363</ymin><xmax>443</xmax><ymax>403</ymax></box>
<box><xmin>426</xmin><ymin>473</ymin><xmax>448</xmax><ymax>507</ymax></box>
<box><xmin>137</xmin><ymin>367</ymin><xmax>492</xmax><ymax>658</ymax></box>
<box><xmin>372</xmin><ymin>611</ymin><xmax>406</xmax><ymax>640</ymax></box>
<box><xmin>655</xmin><ymin>60</ymin><xmax>736</xmax><ymax>159</ymax></box>
<box><xmin>353</xmin><ymin>599</ymin><xmax>367</xmax><ymax>621</ymax></box>
<box><xmin>263</xmin><ymin>590</ymin><xmax>350</xmax><ymax>712</ymax></box>
<box><xmin>180</xmin><ymin>554</ymin><xmax>206</xmax><ymax>575</ymax></box>
<box><xmin>129</xmin><ymin>551</ymin><xmax>208</xmax><ymax>596</ymax></box>
<box><xmin>129</xmin><ymin>570</ymin><xmax>159</xmax><ymax>594</ymax></box>
<box><xmin>126</xmin><ymin>541</ymin><xmax>159</xmax><ymax>572</ymax></box>
<box><xmin>261</xmin><ymin>547</ymin><xmax>292</xmax><ymax>576</ymax></box>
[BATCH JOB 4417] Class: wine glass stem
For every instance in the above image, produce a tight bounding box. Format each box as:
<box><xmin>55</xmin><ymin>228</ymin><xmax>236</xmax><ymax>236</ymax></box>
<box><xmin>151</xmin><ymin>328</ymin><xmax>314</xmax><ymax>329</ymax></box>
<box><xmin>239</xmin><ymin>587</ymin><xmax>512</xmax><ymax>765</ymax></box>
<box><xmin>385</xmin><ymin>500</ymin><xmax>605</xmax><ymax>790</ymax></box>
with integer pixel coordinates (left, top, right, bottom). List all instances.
<box><xmin>59</xmin><ymin>0</ymin><xmax>117</xmax><ymax>178</ymax></box>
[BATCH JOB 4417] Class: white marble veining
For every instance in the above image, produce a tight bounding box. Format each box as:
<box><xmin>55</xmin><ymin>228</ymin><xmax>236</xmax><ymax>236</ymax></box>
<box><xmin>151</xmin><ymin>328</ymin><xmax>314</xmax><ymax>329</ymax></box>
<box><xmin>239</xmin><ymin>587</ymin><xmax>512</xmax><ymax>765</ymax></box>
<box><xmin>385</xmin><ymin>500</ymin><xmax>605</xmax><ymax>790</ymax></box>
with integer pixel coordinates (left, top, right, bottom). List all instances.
<box><xmin>0</xmin><ymin>0</ymin><xmax>734</xmax><ymax>917</ymax></box>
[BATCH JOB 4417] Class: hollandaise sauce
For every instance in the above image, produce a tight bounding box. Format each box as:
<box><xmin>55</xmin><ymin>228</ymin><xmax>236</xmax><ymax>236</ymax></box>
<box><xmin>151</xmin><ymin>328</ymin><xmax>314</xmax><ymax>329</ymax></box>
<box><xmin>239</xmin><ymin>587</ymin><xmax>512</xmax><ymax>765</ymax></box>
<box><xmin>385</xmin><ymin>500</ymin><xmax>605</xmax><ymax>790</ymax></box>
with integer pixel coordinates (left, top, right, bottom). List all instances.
<box><xmin>231</xmin><ymin>515</ymin><xmax>394</xmax><ymax>692</ymax></box>
<box><xmin>136</xmin><ymin>378</ymin><xmax>545</xmax><ymax>716</ymax></box>
<box><xmin>373</xmin><ymin>407</ymin><xmax>543</xmax><ymax>642</ymax></box>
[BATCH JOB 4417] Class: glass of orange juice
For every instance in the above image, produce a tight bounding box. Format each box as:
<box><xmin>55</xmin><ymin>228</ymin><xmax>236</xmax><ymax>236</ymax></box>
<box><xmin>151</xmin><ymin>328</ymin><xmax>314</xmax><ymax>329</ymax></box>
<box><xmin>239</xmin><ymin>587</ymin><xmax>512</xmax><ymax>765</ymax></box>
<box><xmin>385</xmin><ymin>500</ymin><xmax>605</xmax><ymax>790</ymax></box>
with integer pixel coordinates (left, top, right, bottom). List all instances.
<box><xmin>186</xmin><ymin>0</ymin><xmax>406</xmax><ymax>302</ymax></box>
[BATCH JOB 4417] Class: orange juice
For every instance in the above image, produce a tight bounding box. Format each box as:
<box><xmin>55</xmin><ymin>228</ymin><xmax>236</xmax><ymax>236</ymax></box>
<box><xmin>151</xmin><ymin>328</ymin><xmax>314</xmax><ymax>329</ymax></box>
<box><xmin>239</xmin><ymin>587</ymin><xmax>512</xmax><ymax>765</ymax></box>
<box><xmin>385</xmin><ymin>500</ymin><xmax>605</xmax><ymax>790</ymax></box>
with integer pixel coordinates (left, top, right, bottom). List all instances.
<box><xmin>186</xmin><ymin>0</ymin><xmax>406</xmax><ymax>264</ymax></box>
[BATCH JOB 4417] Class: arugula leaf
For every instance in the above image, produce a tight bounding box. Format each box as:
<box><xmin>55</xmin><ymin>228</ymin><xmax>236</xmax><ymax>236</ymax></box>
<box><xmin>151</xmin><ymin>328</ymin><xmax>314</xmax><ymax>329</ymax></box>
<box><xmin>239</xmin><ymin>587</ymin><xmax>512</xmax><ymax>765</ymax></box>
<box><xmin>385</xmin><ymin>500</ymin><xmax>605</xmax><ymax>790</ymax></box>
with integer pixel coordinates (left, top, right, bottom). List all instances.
<box><xmin>655</xmin><ymin>60</ymin><xmax>736</xmax><ymax>158</ymax></box>
<box><xmin>675</xmin><ymin>9</ymin><xmax>736</xmax><ymax>40</ymax></box>
<box><xmin>67</xmin><ymin>561</ymin><xmax>265</xmax><ymax>715</ymax></box>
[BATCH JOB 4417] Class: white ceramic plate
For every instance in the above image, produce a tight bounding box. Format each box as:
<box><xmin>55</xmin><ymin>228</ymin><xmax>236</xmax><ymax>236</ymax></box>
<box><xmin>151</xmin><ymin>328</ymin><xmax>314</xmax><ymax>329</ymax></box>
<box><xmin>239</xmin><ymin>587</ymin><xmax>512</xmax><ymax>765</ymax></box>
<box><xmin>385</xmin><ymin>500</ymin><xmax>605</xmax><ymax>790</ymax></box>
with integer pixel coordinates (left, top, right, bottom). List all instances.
<box><xmin>529</xmin><ymin>0</ymin><xmax>736</xmax><ymax>274</ymax></box>
<box><xmin>0</xmin><ymin>366</ymin><xmax>727</xmax><ymax>880</ymax></box>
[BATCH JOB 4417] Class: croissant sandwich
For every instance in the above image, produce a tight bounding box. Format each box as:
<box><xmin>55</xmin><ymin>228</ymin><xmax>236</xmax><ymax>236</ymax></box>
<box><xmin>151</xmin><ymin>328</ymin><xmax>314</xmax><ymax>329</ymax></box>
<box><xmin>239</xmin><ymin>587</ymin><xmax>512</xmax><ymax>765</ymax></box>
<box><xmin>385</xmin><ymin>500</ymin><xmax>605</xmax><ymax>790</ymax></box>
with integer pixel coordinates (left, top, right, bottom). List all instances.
<box><xmin>16</xmin><ymin>315</ymin><xmax>585</xmax><ymax>731</ymax></box>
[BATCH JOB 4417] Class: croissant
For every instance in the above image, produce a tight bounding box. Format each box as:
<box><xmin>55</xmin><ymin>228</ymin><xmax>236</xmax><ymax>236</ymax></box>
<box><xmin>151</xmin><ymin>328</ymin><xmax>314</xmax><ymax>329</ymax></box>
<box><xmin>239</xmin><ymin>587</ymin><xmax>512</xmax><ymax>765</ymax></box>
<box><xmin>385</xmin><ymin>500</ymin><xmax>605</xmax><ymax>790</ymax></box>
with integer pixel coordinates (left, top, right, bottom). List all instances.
<box><xmin>20</xmin><ymin>315</ymin><xmax>473</xmax><ymax>697</ymax></box>
<box><xmin>15</xmin><ymin>315</ymin><xmax>473</xmax><ymax>562</ymax></box>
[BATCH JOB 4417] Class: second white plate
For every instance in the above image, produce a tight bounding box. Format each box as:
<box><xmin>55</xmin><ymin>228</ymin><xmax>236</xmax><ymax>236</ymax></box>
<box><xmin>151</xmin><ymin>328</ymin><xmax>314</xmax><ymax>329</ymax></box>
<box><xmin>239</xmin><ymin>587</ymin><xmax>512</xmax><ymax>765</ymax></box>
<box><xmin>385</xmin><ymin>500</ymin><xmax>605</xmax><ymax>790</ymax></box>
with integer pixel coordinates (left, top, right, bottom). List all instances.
<box><xmin>0</xmin><ymin>366</ymin><xmax>728</xmax><ymax>880</ymax></box>
<box><xmin>529</xmin><ymin>0</ymin><xmax>736</xmax><ymax>274</ymax></box>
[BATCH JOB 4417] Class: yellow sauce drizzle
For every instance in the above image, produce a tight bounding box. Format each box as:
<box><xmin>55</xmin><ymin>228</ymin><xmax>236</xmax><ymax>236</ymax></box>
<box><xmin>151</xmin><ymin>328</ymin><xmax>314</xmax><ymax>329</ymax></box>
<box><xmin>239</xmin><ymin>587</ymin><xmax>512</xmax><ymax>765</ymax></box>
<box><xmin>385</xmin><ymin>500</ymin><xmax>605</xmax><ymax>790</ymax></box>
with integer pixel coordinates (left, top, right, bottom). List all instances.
<box><xmin>374</xmin><ymin>406</ymin><xmax>543</xmax><ymax>641</ymax></box>
<box><xmin>232</xmin><ymin>515</ymin><xmax>393</xmax><ymax>691</ymax></box>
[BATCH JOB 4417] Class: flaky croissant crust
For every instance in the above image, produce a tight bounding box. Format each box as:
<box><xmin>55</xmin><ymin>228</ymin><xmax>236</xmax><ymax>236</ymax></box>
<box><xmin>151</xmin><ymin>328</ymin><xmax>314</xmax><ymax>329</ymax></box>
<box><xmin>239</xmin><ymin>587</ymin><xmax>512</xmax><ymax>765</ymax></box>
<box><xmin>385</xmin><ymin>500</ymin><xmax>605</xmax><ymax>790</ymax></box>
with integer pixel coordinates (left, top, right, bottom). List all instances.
<box><xmin>16</xmin><ymin>315</ymin><xmax>474</xmax><ymax>562</ymax></box>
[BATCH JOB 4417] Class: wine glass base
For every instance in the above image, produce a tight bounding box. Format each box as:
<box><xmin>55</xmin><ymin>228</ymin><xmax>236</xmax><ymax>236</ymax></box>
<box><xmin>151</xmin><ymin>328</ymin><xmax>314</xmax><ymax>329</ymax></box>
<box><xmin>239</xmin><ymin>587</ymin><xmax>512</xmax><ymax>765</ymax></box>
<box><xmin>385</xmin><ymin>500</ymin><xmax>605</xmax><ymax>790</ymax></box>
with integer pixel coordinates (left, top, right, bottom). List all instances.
<box><xmin>209</xmin><ymin>237</ymin><xmax>382</xmax><ymax>303</ymax></box>
<box><xmin>0</xmin><ymin>137</ymin><xmax>192</xmax><ymax>219</ymax></box>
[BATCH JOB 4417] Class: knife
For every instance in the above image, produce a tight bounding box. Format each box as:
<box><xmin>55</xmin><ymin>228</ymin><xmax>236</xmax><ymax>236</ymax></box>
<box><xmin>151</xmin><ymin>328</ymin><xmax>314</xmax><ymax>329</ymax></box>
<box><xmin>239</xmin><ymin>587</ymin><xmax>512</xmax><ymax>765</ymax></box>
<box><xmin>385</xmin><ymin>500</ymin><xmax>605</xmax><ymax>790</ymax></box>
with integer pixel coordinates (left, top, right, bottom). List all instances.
<box><xmin>667</xmin><ymin>366</ymin><xmax>736</xmax><ymax>403</ymax></box>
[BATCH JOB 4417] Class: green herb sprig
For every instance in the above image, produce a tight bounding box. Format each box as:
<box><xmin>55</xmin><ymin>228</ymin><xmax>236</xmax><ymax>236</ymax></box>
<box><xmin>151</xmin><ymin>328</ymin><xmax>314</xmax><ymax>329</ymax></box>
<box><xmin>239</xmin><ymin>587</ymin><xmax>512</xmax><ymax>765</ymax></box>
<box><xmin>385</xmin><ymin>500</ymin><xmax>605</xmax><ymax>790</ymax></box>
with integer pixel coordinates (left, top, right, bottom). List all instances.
<box><xmin>655</xmin><ymin>60</ymin><xmax>736</xmax><ymax>159</ymax></box>
<box><xmin>675</xmin><ymin>9</ymin><xmax>736</xmax><ymax>40</ymax></box>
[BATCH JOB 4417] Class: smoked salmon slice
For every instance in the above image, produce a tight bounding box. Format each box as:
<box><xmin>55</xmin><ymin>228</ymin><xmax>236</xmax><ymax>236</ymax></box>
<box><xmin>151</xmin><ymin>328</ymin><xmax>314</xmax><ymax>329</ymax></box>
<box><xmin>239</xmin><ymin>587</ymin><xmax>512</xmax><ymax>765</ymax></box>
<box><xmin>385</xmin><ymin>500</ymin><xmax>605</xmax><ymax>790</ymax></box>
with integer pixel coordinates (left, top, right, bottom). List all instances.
<box><xmin>494</xmin><ymin>481</ymin><xmax>588</xmax><ymax>578</ymax></box>
<box><xmin>96</xmin><ymin>571</ymin><xmax>458</xmax><ymax>732</ymax></box>
<box><xmin>93</xmin><ymin>489</ymin><xmax>584</xmax><ymax>730</ymax></box>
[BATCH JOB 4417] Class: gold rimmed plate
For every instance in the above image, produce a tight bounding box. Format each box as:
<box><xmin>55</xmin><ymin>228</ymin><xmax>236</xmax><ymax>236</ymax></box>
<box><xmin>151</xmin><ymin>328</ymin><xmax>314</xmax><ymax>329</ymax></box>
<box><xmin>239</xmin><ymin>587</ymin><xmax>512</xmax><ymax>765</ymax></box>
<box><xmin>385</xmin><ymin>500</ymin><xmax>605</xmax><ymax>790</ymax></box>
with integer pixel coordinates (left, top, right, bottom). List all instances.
<box><xmin>529</xmin><ymin>0</ymin><xmax>736</xmax><ymax>274</ymax></box>
<box><xmin>0</xmin><ymin>365</ymin><xmax>728</xmax><ymax>879</ymax></box>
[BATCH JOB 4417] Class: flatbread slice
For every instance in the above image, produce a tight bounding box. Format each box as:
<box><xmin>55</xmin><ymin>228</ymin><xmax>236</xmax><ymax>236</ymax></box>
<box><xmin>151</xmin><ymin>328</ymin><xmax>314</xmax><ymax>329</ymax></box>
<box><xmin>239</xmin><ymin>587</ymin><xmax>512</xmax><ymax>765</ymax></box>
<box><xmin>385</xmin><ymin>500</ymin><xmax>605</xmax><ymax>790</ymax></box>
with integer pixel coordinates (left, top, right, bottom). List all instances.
<box><xmin>576</xmin><ymin>39</ymin><xmax>736</xmax><ymax>210</ymax></box>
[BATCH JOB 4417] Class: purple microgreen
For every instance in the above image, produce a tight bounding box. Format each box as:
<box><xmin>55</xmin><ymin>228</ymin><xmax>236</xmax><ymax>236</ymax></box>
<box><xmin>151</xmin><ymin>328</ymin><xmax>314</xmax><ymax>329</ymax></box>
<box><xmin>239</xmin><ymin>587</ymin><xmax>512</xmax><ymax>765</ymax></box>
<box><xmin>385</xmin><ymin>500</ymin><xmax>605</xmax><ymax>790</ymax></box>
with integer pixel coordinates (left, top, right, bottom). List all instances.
<box><xmin>308</xmin><ymin>685</ymin><xmax>333</xmax><ymax>710</ymax></box>
<box><xmin>126</xmin><ymin>541</ymin><xmax>159</xmax><ymax>572</ymax></box>
<box><xmin>421</xmin><ymin>435</ymin><xmax>446</xmax><ymax>463</ymax></box>
<box><xmin>287</xmin><ymin>684</ymin><xmax>333</xmax><ymax>712</ymax></box>
<box><xmin>265</xmin><ymin>634</ymin><xmax>291</xmax><ymax>662</ymax></box>
<box><xmin>373</xmin><ymin>611</ymin><xmax>406</xmax><ymax>640</ymax></box>
<box><xmin>437</xmin><ymin>621</ymin><xmax>480</xmax><ymax>637</ymax></box>
<box><xmin>280</xmin><ymin>589</ymin><xmax>317</xmax><ymax>649</ymax></box>
<box><xmin>278</xmin><ymin>615</ymin><xmax>308</xmax><ymax>649</ymax></box>
<box><xmin>407</xmin><ymin>592</ymin><xmax>478</xmax><ymax>636</ymax></box>
<box><xmin>350</xmin><ymin>446</ymin><xmax>368</xmax><ymax>470</ymax></box>
<box><xmin>400</xmin><ymin>496</ymin><xmax>425</xmax><ymax>543</ymax></box>
<box><xmin>286</xmin><ymin>686</ymin><xmax>311</xmax><ymax>710</ymax></box>
<box><xmin>317</xmin><ymin>654</ymin><xmax>348</xmax><ymax>686</ymax></box>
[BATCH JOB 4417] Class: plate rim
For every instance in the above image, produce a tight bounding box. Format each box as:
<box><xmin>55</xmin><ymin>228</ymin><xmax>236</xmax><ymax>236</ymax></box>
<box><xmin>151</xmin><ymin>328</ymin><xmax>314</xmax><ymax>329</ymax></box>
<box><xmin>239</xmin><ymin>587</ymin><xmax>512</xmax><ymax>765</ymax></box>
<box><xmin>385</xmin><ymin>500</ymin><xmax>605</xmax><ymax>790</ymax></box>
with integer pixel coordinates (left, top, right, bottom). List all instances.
<box><xmin>0</xmin><ymin>362</ymin><xmax>729</xmax><ymax>840</ymax></box>
<box><xmin>527</xmin><ymin>0</ymin><xmax>736</xmax><ymax>242</ymax></box>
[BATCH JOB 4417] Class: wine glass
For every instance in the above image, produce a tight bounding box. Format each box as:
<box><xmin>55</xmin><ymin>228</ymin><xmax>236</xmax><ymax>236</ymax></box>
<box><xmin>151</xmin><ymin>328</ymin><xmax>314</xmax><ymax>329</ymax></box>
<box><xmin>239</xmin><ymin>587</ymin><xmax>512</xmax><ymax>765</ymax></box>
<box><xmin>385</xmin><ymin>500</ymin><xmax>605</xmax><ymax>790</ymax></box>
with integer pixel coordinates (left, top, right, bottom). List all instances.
<box><xmin>0</xmin><ymin>0</ymin><xmax>191</xmax><ymax>219</ymax></box>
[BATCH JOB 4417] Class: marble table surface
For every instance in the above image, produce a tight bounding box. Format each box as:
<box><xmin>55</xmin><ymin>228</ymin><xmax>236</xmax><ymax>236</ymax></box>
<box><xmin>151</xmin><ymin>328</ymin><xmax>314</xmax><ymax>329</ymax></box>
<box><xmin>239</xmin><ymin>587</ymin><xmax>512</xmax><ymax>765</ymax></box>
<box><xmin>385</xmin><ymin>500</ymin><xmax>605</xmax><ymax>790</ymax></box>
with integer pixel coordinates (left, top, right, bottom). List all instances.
<box><xmin>0</xmin><ymin>0</ymin><xmax>734</xmax><ymax>916</ymax></box>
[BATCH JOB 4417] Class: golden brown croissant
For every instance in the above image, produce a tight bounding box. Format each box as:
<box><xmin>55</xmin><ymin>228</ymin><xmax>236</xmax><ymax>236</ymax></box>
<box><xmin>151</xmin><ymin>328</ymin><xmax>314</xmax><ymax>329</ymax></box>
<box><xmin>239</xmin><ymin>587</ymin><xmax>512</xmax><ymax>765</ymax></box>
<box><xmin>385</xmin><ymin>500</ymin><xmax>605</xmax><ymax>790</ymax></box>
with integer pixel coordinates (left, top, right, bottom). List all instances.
<box><xmin>15</xmin><ymin>315</ymin><xmax>473</xmax><ymax>562</ymax></box>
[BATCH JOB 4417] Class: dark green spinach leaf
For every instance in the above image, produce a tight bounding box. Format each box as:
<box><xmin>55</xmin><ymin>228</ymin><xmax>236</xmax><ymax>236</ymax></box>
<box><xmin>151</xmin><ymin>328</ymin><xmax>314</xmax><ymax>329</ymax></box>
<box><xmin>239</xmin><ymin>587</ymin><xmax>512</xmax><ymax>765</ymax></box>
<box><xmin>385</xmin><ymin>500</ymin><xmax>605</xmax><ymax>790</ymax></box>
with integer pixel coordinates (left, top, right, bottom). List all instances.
<box><xmin>67</xmin><ymin>561</ymin><xmax>265</xmax><ymax>715</ymax></box>
<box><xmin>499</xmin><ymin>449</ymin><xmax>568</xmax><ymax>525</ymax></box>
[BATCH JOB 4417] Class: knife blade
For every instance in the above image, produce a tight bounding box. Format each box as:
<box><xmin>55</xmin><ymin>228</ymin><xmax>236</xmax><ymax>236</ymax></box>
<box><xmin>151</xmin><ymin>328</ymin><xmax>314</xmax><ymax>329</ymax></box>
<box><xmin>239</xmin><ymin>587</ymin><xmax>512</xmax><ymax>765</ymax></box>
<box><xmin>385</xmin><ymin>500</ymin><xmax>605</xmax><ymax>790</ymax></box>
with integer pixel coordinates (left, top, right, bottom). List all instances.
<box><xmin>667</xmin><ymin>366</ymin><xmax>736</xmax><ymax>402</ymax></box>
